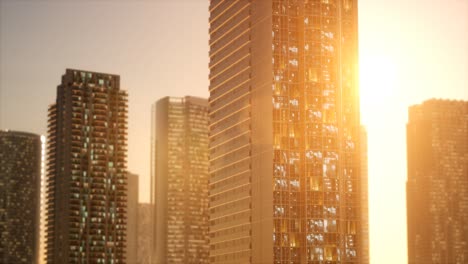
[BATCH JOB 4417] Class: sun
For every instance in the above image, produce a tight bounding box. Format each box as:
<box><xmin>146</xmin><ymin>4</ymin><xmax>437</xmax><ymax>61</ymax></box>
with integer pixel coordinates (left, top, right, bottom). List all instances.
<box><xmin>359</xmin><ymin>54</ymin><xmax>399</xmax><ymax>125</ymax></box>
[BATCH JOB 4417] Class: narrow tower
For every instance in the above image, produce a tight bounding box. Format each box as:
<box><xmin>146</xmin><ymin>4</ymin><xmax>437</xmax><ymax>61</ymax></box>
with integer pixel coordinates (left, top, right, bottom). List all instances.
<box><xmin>152</xmin><ymin>96</ymin><xmax>210</xmax><ymax>264</ymax></box>
<box><xmin>45</xmin><ymin>69</ymin><xmax>128</xmax><ymax>263</ymax></box>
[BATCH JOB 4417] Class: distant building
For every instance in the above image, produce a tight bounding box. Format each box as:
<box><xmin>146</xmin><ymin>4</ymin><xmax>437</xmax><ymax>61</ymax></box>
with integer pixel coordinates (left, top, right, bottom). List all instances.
<box><xmin>0</xmin><ymin>130</ymin><xmax>41</xmax><ymax>264</ymax></box>
<box><xmin>407</xmin><ymin>99</ymin><xmax>468</xmax><ymax>264</ymax></box>
<box><xmin>45</xmin><ymin>69</ymin><xmax>128</xmax><ymax>263</ymax></box>
<box><xmin>208</xmin><ymin>1</ymin><xmax>362</xmax><ymax>263</ymax></box>
<box><xmin>151</xmin><ymin>96</ymin><xmax>209</xmax><ymax>264</ymax></box>
<box><xmin>360</xmin><ymin>127</ymin><xmax>369</xmax><ymax>264</ymax></box>
<box><xmin>137</xmin><ymin>203</ymin><xmax>153</xmax><ymax>264</ymax></box>
<box><xmin>127</xmin><ymin>172</ymin><xmax>139</xmax><ymax>264</ymax></box>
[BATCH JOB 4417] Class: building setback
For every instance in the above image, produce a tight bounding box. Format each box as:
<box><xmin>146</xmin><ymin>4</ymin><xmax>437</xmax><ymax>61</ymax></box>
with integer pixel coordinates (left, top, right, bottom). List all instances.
<box><xmin>208</xmin><ymin>0</ymin><xmax>362</xmax><ymax>263</ymax></box>
<box><xmin>407</xmin><ymin>99</ymin><xmax>468</xmax><ymax>264</ymax></box>
<box><xmin>45</xmin><ymin>69</ymin><xmax>128</xmax><ymax>263</ymax></box>
<box><xmin>0</xmin><ymin>130</ymin><xmax>41</xmax><ymax>264</ymax></box>
<box><xmin>152</xmin><ymin>96</ymin><xmax>209</xmax><ymax>264</ymax></box>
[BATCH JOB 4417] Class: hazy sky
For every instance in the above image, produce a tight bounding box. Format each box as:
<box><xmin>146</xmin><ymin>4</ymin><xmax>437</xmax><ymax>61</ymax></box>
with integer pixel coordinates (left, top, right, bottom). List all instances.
<box><xmin>1</xmin><ymin>0</ymin><xmax>467</xmax><ymax>263</ymax></box>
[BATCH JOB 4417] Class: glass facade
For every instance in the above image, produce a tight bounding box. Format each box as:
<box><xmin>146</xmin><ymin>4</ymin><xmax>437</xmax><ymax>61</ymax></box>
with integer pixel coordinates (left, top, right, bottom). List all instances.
<box><xmin>45</xmin><ymin>69</ymin><xmax>128</xmax><ymax>263</ymax></box>
<box><xmin>152</xmin><ymin>96</ymin><xmax>209</xmax><ymax>264</ymax></box>
<box><xmin>0</xmin><ymin>130</ymin><xmax>41</xmax><ymax>264</ymax></box>
<box><xmin>407</xmin><ymin>99</ymin><xmax>468</xmax><ymax>264</ymax></box>
<box><xmin>209</xmin><ymin>1</ymin><xmax>362</xmax><ymax>263</ymax></box>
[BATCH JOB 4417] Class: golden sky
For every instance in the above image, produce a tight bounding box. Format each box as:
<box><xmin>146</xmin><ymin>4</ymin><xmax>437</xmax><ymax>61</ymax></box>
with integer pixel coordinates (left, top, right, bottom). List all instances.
<box><xmin>1</xmin><ymin>1</ymin><xmax>467</xmax><ymax>263</ymax></box>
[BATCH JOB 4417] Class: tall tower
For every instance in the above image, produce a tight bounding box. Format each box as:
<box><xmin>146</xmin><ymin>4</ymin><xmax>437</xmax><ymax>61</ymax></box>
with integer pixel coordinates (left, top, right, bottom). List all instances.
<box><xmin>45</xmin><ymin>69</ymin><xmax>128</xmax><ymax>263</ymax></box>
<box><xmin>0</xmin><ymin>130</ymin><xmax>41</xmax><ymax>264</ymax></box>
<box><xmin>208</xmin><ymin>1</ymin><xmax>361</xmax><ymax>263</ymax></box>
<box><xmin>406</xmin><ymin>99</ymin><xmax>468</xmax><ymax>264</ymax></box>
<box><xmin>152</xmin><ymin>96</ymin><xmax>209</xmax><ymax>263</ymax></box>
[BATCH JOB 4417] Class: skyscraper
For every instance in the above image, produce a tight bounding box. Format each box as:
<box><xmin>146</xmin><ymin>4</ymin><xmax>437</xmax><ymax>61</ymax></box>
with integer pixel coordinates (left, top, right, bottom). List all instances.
<box><xmin>45</xmin><ymin>69</ymin><xmax>128</xmax><ymax>263</ymax></box>
<box><xmin>208</xmin><ymin>1</ymin><xmax>361</xmax><ymax>263</ymax></box>
<box><xmin>127</xmin><ymin>172</ymin><xmax>139</xmax><ymax>264</ymax></box>
<box><xmin>0</xmin><ymin>130</ymin><xmax>41</xmax><ymax>264</ymax></box>
<box><xmin>406</xmin><ymin>99</ymin><xmax>468</xmax><ymax>264</ymax></box>
<box><xmin>151</xmin><ymin>96</ymin><xmax>209</xmax><ymax>264</ymax></box>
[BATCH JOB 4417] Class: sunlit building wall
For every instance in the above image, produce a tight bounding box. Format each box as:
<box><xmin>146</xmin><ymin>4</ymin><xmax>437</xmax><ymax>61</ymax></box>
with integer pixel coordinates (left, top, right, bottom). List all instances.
<box><xmin>127</xmin><ymin>172</ymin><xmax>139</xmax><ymax>264</ymax></box>
<box><xmin>406</xmin><ymin>99</ymin><xmax>468</xmax><ymax>264</ymax></box>
<box><xmin>45</xmin><ymin>69</ymin><xmax>128</xmax><ymax>263</ymax></box>
<box><xmin>152</xmin><ymin>96</ymin><xmax>209</xmax><ymax>264</ymax></box>
<box><xmin>208</xmin><ymin>0</ymin><xmax>361</xmax><ymax>263</ymax></box>
<box><xmin>360</xmin><ymin>127</ymin><xmax>369</xmax><ymax>264</ymax></box>
<box><xmin>0</xmin><ymin>130</ymin><xmax>41</xmax><ymax>264</ymax></box>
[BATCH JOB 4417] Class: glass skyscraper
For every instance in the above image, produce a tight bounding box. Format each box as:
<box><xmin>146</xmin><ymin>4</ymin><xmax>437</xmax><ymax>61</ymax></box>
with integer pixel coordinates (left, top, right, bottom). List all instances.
<box><xmin>0</xmin><ymin>130</ymin><xmax>41</xmax><ymax>264</ymax></box>
<box><xmin>208</xmin><ymin>1</ymin><xmax>362</xmax><ymax>263</ymax></box>
<box><xmin>407</xmin><ymin>99</ymin><xmax>468</xmax><ymax>264</ymax></box>
<box><xmin>151</xmin><ymin>96</ymin><xmax>210</xmax><ymax>264</ymax></box>
<box><xmin>45</xmin><ymin>69</ymin><xmax>128</xmax><ymax>263</ymax></box>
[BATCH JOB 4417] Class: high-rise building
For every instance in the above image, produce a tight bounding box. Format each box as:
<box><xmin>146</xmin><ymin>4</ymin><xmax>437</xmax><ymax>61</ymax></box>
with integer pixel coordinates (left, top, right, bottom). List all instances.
<box><xmin>406</xmin><ymin>99</ymin><xmax>468</xmax><ymax>264</ymax></box>
<box><xmin>208</xmin><ymin>1</ymin><xmax>361</xmax><ymax>263</ymax></box>
<box><xmin>127</xmin><ymin>172</ymin><xmax>139</xmax><ymax>264</ymax></box>
<box><xmin>0</xmin><ymin>130</ymin><xmax>41</xmax><ymax>264</ymax></box>
<box><xmin>45</xmin><ymin>69</ymin><xmax>128</xmax><ymax>263</ymax></box>
<box><xmin>137</xmin><ymin>203</ymin><xmax>153</xmax><ymax>264</ymax></box>
<box><xmin>360</xmin><ymin>127</ymin><xmax>369</xmax><ymax>264</ymax></box>
<box><xmin>151</xmin><ymin>96</ymin><xmax>209</xmax><ymax>264</ymax></box>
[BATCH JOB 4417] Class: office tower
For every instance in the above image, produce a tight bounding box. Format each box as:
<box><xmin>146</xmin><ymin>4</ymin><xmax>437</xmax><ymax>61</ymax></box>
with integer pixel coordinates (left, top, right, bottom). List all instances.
<box><xmin>45</xmin><ymin>69</ymin><xmax>128</xmax><ymax>263</ymax></box>
<box><xmin>0</xmin><ymin>130</ymin><xmax>41</xmax><ymax>264</ymax></box>
<box><xmin>406</xmin><ymin>99</ymin><xmax>468</xmax><ymax>264</ymax></box>
<box><xmin>137</xmin><ymin>203</ymin><xmax>153</xmax><ymax>264</ymax></box>
<box><xmin>209</xmin><ymin>1</ymin><xmax>361</xmax><ymax>263</ymax></box>
<box><xmin>360</xmin><ymin>127</ymin><xmax>369</xmax><ymax>264</ymax></box>
<box><xmin>127</xmin><ymin>172</ymin><xmax>139</xmax><ymax>264</ymax></box>
<box><xmin>151</xmin><ymin>96</ymin><xmax>209</xmax><ymax>264</ymax></box>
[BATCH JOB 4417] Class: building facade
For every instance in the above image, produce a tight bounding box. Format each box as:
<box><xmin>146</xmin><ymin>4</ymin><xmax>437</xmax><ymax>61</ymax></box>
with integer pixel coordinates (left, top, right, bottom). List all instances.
<box><xmin>0</xmin><ymin>130</ymin><xmax>41</xmax><ymax>264</ymax></box>
<box><xmin>407</xmin><ymin>99</ymin><xmax>468</xmax><ymax>264</ymax></box>
<box><xmin>360</xmin><ymin>127</ymin><xmax>369</xmax><ymax>264</ymax></box>
<box><xmin>152</xmin><ymin>96</ymin><xmax>209</xmax><ymax>264</ymax></box>
<box><xmin>126</xmin><ymin>172</ymin><xmax>139</xmax><ymax>264</ymax></box>
<box><xmin>45</xmin><ymin>69</ymin><xmax>128</xmax><ymax>263</ymax></box>
<box><xmin>209</xmin><ymin>0</ymin><xmax>362</xmax><ymax>263</ymax></box>
<box><xmin>137</xmin><ymin>203</ymin><xmax>153</xmax><ymax>264</ymax></box>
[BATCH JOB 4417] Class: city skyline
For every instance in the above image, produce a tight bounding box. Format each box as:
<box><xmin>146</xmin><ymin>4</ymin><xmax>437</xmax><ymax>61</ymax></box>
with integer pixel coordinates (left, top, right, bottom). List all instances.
<box><xmin>1</xmin><ymin>1</ymin><xmax>468</xmax><ymax>263</ymax></box>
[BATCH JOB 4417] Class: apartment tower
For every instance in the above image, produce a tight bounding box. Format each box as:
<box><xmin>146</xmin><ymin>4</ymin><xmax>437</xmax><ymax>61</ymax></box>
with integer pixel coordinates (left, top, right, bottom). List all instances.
<box><xmin>209</xmin><ymin>1</ymin><xmax>361</xmax><ymax>263</ymax></box>
<box><xmin>45</xmin><ymin>69</ymin><xmax>128</xmax><ymax>263</ymax></box>
<box><xmin>407</xmin><ymin>99</ymin><xmax>468</xmax><ymax>264</ymax></box>
<box><xmin>152</xmin><ymin>96</ymin><xmax>210</xmax><ymax>263</ymax></box>
<box><xmin>0</xmin><ymin>130</ymin><xmax>41</xmax><ymax>264</ymax></box>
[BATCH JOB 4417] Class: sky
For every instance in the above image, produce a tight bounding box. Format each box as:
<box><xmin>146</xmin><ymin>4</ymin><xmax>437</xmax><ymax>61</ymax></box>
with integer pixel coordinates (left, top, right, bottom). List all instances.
<box><xmin>1</xmin><ymin>0</ymin><xmax>467</xmax><ymax>263</ymax></box>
